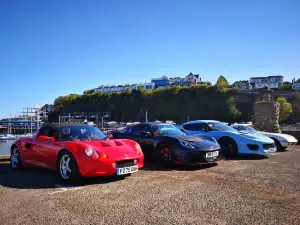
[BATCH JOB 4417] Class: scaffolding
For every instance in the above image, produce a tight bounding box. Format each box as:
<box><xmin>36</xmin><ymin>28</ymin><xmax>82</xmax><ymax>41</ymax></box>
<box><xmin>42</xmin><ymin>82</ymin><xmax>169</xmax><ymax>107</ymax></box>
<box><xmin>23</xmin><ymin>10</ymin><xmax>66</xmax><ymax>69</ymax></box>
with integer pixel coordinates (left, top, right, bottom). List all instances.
<box><xmin>19</xmin><ymin>106</ymin><xmax>42</xmax><ymax>134</ymax></box>
<box><xmin>59</xmin><ymin>112</ymin><xmax>111</xmax><ymax>128</ymax></box>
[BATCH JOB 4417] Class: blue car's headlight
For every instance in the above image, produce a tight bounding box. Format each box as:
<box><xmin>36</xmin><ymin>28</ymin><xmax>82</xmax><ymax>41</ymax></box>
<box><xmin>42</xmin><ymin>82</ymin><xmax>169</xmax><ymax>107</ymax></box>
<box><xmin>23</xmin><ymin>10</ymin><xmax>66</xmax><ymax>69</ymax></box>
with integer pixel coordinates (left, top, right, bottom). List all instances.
<box><xmin>178</xmin><ymin>140</ymin><xmax>195</xmax><ymax>149</ymax></box>
<box><xmin>211</xmin><ymin>137</ymin><xmax>218</xmax><ymax>143</ymax></box>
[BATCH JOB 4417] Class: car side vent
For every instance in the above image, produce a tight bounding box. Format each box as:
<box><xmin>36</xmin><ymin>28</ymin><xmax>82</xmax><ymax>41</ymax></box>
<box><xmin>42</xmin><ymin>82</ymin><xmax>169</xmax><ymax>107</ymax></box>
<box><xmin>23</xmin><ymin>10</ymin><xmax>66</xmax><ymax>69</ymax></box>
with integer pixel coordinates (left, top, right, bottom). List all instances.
<box><xmin>114</xmin><ymin>140</ymin><xmax>124</xmax><ymax>146</ymax></box>
<box><xmin>247</xmin><ymin>144</ymin><xmax>259</xmax><ymax>150</ymax></box>
<box><xmin>101</xmin><ymin>141</ymin><xmax>112</xmax><ymax>147</ymax></box>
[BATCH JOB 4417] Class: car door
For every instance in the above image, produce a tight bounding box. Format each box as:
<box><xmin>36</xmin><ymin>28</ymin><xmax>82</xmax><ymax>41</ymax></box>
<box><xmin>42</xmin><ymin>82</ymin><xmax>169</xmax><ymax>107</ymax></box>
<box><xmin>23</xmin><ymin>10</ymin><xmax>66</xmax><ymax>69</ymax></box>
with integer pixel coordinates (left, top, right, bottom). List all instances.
<box><xmin>20</xmin><ymin>135</ymin><xmax>39</xmax><ymax>166</ymax></box>
<box><xmin>138</xmin><ymin>125</ymin><xmax>155</xmax><ymax>156</ymax></box>
<box><xmin>33</xmin><ymin>127</ymin><xmax>60</xmax><ymax>169</ymax></box>
<box><xmin>126</xmin><ymin>125</ymin><xmax>154</xmax><ymax>155</ymax></box>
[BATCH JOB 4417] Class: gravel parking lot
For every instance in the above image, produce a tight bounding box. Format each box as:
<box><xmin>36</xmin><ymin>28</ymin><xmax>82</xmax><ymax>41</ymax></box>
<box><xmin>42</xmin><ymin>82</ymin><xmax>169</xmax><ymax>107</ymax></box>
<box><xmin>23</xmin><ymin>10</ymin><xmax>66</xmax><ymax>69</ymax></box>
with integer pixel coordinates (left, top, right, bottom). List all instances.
<box><xmin>1</xmin><ymin>146</ymin><xmax>300</xmax><ymax>225</ymax></box>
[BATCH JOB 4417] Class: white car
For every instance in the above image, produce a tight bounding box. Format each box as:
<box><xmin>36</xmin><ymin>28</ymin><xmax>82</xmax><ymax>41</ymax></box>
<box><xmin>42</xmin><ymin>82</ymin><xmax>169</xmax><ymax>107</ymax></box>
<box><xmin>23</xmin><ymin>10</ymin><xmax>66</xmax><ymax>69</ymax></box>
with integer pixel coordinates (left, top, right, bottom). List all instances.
<box><xmin>230</xmin><ymin>123</ymin><xmax>298</xmax><ymax>151</ymax></box>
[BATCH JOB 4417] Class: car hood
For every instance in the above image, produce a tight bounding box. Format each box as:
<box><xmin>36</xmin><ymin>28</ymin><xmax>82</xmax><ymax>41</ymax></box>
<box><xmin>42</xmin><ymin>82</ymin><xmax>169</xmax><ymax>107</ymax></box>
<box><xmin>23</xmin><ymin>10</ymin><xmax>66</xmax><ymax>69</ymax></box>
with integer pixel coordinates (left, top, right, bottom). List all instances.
<box><xmin>238</xmin><ymin>130</ymin><xmax>274</xmax><ymax>142</ymax></box>
<box><xmin>71</xmin><ymin>140</ymin><xmax>139</xmax><ymax>159</ymax></box>
<box><xmin>260</xmin><ymin>132</ymin><xmax>298</xmax><ymax>142</ymax></box>
<box><xmin>168</xmin><ymin>135</ymin><xmax>221</xmax><ymax>151</ymax></box>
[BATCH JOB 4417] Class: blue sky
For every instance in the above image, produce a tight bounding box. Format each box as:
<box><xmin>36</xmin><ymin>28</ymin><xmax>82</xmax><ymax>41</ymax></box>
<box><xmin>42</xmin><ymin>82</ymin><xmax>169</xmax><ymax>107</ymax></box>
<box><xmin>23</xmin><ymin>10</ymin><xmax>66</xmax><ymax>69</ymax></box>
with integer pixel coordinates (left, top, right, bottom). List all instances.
<box><xmin>0</xmin><ymin>0</ymin><xmax>299</xmax><ymax>118</ymax></box>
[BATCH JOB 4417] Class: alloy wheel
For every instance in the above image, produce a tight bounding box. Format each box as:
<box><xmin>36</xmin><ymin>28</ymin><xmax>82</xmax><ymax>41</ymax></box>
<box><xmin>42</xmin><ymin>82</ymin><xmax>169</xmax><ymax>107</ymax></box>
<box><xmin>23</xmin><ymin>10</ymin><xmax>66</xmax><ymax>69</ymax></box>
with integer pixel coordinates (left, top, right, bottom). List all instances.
<box><xmin>11</xmin><ymin>147</ymin><xmax>19</xmax><ymax>168</ymax></box>
<box><xmin>60</xmin><ymin>155</ymin><xmax>72</xmax><ymax>179</ymax></box>
<box><xmin>160</xmin><ymin>147</ymin><xmax>172</xmax><ymax>162</ymax></box>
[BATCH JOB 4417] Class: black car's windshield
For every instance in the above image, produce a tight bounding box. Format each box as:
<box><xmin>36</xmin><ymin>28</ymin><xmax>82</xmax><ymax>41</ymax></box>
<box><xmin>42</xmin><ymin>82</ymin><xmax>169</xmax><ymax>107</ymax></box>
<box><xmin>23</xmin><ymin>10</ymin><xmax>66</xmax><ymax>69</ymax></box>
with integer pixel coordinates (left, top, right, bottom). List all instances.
<box><xmin>57</xmin><ymin>126</ymin><xmax>107</xmax><ymax>141</ymax></box>
<box><xmin>207</xmin><ymin>122</ymin><xmax>237</xmax><ymax>132</ymax></box>
<box><xmin>152</xmin><ymin>124</ymin><xmax>185</xmax><ymax>136</ymax></box>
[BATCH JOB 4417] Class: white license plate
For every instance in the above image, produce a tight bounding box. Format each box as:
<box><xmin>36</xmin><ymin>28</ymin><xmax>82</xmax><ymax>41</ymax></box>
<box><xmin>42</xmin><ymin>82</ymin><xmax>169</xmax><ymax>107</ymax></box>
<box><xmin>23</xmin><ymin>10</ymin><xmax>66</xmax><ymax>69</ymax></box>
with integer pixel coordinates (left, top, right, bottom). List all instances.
<box><xmin>269</xmin><ymin>147</ymin><xmax>276</xmax><ymax>152</ymax></box>
<box><xmin>206</xmin><ymin>151</ymin><xmax>219</xmax><ymax>158</ymax></box>
<box><xmin>117</xmin><ymin>166</ymin><xmax>138</xmax><ymax>175</ymax></box>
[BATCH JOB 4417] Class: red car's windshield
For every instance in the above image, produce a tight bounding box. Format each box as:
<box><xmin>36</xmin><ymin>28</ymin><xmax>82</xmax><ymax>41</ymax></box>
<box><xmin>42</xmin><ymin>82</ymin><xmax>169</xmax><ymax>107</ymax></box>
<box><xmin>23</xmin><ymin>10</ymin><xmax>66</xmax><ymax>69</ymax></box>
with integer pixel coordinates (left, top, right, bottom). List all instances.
<box><xmin>57</xmin><ymin>126</ymin><xmax>107</xmax><ymax>141</ymax></box>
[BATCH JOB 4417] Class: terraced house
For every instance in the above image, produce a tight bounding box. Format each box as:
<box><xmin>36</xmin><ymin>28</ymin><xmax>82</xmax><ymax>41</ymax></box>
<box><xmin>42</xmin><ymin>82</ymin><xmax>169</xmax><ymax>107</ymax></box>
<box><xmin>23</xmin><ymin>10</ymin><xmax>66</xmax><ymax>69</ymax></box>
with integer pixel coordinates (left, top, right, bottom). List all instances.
<box><xmin>93</xmin><ymin>82</ymin><xmax>154</xmax><ymax>93</ymax></box>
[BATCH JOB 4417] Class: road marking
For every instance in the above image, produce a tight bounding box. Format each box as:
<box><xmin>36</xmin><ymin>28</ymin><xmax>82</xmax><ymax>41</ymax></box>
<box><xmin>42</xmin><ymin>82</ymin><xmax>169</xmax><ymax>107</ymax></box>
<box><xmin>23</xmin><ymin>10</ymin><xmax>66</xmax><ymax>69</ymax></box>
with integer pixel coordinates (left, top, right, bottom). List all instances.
<box><xmin>49</xmin><ymin>188</ymin><xmax>68</xmax><ymax>195</ymax></box>
<box><xmin>48</xmin><ymin>184</ymin><xmax>84</xmax><ymax>195</ymax></box>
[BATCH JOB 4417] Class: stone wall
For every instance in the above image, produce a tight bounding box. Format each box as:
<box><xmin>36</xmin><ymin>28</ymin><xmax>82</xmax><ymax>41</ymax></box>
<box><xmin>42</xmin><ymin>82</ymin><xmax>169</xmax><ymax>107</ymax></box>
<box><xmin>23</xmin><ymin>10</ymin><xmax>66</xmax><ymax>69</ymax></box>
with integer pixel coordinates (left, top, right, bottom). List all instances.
<box><xmin>253</xmin><ymin>101</ymin><xmax>281</xmax><ymax>133</ymax></box>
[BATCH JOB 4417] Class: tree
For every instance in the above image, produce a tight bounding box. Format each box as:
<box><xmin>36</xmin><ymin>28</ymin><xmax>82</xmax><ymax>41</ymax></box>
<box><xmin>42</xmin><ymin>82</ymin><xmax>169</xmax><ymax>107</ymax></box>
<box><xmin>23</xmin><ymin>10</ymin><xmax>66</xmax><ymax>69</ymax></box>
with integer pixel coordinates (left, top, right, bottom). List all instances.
<box><xmin>276</xmin><ymin>97</ymin><xmax>293</xmax><ymax>121</ymax></box>
<box><xmin>83</xmin><ymin>89</ymin><xmax>95</xmax><ymax>95</ymax></box>
<box><xmin>226</xmin><ymin>97</ymin><xmax>241</xmax><ymax>121</ymax></box>
<box><xmin>216</xmin><ymin>75</ymin><xmax>228</xmax><ymax>89</ymax></box>
<box><xmin>281</xmin><ymin>82</ymin><xmax>292</xmax><ymax>89</ymax></box>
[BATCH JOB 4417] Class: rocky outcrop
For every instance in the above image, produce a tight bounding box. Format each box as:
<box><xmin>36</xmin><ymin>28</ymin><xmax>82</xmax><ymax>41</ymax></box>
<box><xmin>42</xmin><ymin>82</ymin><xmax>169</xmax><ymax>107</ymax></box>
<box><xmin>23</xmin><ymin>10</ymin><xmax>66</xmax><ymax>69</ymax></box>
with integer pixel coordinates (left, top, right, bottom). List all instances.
<box><xmin>253</xmin><ymin>90</ymin><xmax>281</xmax><ymax>133</ymax></box>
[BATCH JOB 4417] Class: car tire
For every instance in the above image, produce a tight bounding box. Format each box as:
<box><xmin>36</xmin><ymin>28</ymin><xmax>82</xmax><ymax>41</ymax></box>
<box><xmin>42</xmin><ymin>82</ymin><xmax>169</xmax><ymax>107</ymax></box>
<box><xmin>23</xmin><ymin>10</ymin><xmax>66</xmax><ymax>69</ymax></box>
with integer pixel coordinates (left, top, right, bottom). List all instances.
<box><xmin>10</xmin><ymin>146</ymin><xmax>23</xmax><ymax>170</ymax></box>
<box><xmin>272</xmin><ymin>138</ymin><xmax>283</xmax><ymax>152</ymax></box>
<box><xmin>57</xmin><ymin>151</ymin><xmax>81</xmax><ymax>183</ymax></box>
<box><xmin>218</xmin><ymin>138</ymin><xmax>238</xmax><ymax>157</ymax></box>
<box><xmin>157</xmin><ymin>144</ymin><xmax>175</xmax><ymax>165</ymax></box>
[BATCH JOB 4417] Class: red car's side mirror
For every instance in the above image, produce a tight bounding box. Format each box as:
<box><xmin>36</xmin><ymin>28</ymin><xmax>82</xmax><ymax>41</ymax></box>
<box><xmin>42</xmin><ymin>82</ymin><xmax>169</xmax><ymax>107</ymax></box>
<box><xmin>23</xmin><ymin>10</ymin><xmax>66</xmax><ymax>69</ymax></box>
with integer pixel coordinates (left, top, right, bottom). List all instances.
<box><xmin>38</xmin><ymin>135</ymin><xmax>55</xmax><ymax>142</ymax></box>
<box><xmin>107</xmin><ymin>134</ymin><xmax>113</xmax><ymax>139</ymax></box>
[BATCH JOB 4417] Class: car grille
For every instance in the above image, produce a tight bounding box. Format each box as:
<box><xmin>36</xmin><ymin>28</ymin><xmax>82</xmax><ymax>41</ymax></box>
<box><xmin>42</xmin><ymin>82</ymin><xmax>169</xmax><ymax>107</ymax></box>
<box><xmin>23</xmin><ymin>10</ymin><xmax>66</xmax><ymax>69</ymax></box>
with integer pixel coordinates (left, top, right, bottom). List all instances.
<box><xmin>263</xmin><ymin>144</ymin><xmax>274</xmax><ymax>150</ymax></box>
<box><xmin>115</xmin><ymin>160</ymin><xmax>135</xmax><ymax>168</ymax></box>
<box><xmin>190</xmin><ymin>154</ymin><xmax>205</xmax><ymax>163</ymax></box>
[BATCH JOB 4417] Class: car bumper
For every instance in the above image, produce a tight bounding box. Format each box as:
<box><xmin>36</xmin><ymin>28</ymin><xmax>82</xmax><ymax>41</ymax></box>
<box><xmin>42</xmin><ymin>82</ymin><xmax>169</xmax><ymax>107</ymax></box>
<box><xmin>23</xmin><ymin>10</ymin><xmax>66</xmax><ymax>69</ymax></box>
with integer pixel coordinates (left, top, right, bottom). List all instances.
<box><xmin>174</xmin><ymin>148</ymin><xmax>221</xmax><ymax>165</ymax></box>
<box><xmin>237</xmin><ymin>141</ymin><xmax>276</xmax><ymax>154</ymax></box>
<box><xmin>280</xmin><ymin>140</ymin><xmax>298</xmax><ymax>147</ymax></box>
<box><xmin>77</xmin><ymin>156</ymin><xmax>144</xmax><ymax>177</ymax></box>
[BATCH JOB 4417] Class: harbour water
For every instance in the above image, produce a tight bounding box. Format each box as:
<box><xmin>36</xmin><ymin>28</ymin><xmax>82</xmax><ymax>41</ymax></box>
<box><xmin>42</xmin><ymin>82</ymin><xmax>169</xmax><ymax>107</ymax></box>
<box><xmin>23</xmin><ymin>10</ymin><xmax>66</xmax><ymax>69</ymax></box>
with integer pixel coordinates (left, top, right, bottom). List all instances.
<box><xmin>0</xmin><ymin>140</ymin><xmax>13</xmax><ymax>156</ymax></box>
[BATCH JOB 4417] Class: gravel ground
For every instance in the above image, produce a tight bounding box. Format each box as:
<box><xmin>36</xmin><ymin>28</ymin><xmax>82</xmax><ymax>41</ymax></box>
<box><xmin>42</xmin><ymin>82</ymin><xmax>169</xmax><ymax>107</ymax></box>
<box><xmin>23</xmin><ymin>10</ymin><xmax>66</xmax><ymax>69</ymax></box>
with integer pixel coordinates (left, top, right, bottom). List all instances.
<box><xmin>0</xmin><ymin>146</ymin><xmax>300</xmax><ymax>225</ymax></box>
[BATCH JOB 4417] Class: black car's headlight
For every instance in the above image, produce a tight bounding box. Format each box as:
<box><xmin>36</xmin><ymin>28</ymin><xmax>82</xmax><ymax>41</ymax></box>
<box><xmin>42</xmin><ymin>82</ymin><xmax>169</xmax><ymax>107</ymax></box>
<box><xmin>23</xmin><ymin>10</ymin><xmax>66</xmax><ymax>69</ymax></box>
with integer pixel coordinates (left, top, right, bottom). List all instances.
<box><xmin>197</xmin><ymin>135</ymin><xmax>218</xmax><ymax>144</ymax></box>
<box><xmin>178</xmin><ymin>140</ymin><xmax>195</xmax><ymax>149</ymax></box>
<box><xmin>211</xmin><ymin>137</ymin><xmax>218</xmax><ymax>144</ymax></box>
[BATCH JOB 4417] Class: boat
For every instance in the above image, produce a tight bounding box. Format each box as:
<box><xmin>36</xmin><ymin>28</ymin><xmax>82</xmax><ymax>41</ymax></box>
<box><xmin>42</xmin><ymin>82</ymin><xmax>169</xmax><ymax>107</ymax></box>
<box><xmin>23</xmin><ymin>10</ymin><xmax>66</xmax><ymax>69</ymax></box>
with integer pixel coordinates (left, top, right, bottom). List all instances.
<box><xmin>0</xmin><ymin>133</ymin><xmax>17</xmax><ymax>140</ymax></box>
<box><xmin>0</xmin><ymin>133</ymin><xmax>17</xmax><ymax>141</ymax></box>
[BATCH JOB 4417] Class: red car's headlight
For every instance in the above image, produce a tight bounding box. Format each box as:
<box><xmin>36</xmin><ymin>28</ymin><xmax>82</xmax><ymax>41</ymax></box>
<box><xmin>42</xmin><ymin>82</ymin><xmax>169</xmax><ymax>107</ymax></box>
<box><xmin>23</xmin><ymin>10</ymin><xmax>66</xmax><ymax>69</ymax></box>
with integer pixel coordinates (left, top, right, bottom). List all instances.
<box><xmin>84</xmin><ymin>148</ymin><xmax>93</xmax><ymax>157</ymax></box>
<box><xmin>84</xmin><ymin>147</ymin><xmax>99</xmax><ymax>158</ymax></box>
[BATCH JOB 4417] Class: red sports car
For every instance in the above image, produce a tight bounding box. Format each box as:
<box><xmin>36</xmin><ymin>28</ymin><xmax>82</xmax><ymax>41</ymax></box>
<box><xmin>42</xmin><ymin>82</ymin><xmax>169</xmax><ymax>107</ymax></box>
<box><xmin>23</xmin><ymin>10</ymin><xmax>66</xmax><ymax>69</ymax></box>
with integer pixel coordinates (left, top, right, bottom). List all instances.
<box><xmin>10</xmin><ymin>123</ymin><xmax>144</xmax><ymax>182</ymax></box>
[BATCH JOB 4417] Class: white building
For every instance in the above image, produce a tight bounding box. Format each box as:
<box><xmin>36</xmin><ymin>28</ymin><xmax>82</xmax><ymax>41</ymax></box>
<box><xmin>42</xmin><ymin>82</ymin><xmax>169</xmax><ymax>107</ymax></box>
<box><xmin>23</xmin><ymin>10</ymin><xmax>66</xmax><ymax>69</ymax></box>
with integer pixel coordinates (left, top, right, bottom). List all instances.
<box><xmin>169</xmin><ymin>72</ymin><xmax>202</xmax><ymax>86</ymax></box>
<box><xmin>253</xmin><ymin>82</ymin><xmax>279</xmax><ymax>89</ymax></box>
<box><xmin>249</xmin><ymin>75</ymin><xmax>283</xmax><ymax>89</ymax></box>
<box><xmin>93</xmin><ymin>82</ymin><xmax>154</xmax><ymax>93</ymax></box>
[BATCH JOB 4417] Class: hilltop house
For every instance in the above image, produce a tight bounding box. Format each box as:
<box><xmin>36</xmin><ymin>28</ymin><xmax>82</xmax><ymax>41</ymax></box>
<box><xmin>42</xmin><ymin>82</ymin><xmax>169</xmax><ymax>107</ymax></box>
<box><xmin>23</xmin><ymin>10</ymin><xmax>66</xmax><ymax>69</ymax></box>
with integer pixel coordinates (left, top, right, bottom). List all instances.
<box><xmin>170</xmin><ymin>72</ymin><xmax>201</xmax><ymax>86</ymax></box>
<box><xmin>232</xmin><ymin>80</ymin><xmax>252</xmax><ymax>89</ymax></box>
<box><xmin>92</xmin><ymin>82</ymin><xmax>154</xmax><ymax>93</ymax></box>
<box><xmin>292</xmin><ymin>78</ymin><xmax>300</xmax><ymax>91</ymax></box>
<box><xmin>249</xmin><ymin>75</ymin><xmax>283</xmax><ymax>89</ymax></box>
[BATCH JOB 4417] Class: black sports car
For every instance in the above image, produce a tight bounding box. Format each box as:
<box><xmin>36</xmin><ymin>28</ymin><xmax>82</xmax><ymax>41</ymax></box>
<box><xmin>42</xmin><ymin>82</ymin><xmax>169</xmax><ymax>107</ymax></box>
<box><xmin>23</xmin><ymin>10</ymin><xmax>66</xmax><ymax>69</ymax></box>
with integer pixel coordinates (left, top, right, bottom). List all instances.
<box><xmin>110</xmin><ymin>122</ymin><xmax>221</xmax><ymax>165</ymax></box>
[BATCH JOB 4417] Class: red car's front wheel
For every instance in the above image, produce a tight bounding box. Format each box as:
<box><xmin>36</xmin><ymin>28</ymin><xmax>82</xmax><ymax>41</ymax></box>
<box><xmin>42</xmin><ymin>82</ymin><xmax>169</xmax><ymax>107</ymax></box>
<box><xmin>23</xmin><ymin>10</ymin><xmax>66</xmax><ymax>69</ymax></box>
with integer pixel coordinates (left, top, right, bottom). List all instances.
<box><xmin>10</xmin><ymin>146</ymin><xmax>23</xmax><ymax>170</ymax></box>
<box><xmin>57</xmin><ymin>151</ymin><xmax>81</xmax><ymax>183</ymax></box>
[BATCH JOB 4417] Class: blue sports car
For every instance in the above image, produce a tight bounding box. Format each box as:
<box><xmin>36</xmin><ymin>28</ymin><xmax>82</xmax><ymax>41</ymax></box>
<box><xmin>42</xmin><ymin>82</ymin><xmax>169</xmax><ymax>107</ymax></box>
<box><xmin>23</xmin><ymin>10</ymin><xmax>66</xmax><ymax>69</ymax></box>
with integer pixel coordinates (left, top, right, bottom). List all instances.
<box><xmin>177</xmin><ymin>120</ymin><xmax>276</xmax><ymax>156</ymax></box>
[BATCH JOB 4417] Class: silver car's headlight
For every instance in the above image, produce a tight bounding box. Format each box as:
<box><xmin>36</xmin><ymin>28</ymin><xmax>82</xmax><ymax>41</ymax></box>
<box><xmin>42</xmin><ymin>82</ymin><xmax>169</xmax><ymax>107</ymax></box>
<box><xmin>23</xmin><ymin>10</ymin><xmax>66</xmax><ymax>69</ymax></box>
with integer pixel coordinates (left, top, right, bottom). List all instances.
<box><xmin>179</xmin><ymin>140</ymin><xmax>195</xmax><ymax>149</ymax></box>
